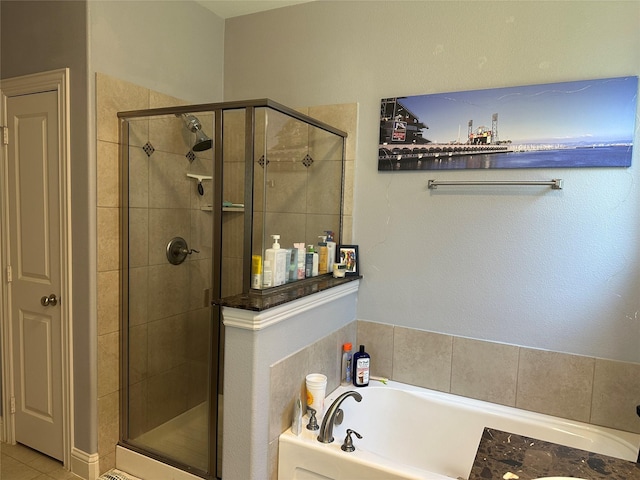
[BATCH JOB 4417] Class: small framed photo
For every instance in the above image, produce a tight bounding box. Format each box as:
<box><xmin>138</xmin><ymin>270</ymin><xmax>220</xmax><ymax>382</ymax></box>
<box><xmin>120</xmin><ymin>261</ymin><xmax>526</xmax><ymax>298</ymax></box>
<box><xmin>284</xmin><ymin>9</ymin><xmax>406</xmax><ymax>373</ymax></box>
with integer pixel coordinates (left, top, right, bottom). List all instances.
<box><xmin>338</xmin><ymin>245</ymin><xmax>359</xmax><ymax>276</ymax></box>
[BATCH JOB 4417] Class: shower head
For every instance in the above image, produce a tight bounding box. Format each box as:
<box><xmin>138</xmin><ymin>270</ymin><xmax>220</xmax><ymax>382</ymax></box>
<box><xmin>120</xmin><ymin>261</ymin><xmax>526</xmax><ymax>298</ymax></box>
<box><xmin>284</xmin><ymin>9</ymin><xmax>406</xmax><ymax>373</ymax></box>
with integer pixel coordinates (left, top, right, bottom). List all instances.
<box><xmin>180</xmin><ymin>114</ymin><xmax>213</xmax><ymax>152</ymax></box>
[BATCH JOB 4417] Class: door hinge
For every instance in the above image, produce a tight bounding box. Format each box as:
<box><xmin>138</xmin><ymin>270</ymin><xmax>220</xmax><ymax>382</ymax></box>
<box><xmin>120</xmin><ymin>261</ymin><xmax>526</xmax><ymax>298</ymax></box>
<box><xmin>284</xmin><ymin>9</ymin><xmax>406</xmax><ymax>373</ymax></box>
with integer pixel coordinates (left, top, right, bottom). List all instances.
<box><xmin>1</xmin><ymin>126</ymin><xmax>7</xmax><ymax>145</ymax></box>
<box><xmin>10</xmin><ymin>396</ymin><xmax>16</xmax><ymax>414</ymax></box>
<box><xmin>6</xmin><ymin>265</ymin><xmax>12</xmax><ymax>283</ymax></box>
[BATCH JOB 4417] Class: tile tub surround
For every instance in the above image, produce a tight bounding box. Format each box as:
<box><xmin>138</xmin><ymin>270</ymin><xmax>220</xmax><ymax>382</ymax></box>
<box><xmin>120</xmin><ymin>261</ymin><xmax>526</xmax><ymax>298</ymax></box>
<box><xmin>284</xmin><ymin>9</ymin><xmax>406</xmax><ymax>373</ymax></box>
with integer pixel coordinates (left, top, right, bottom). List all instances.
<box><xmin>269</xmin><ymin>320</ymin><xmax>357</xmax><ymax>480</ymax></box>
<box><xmin>358</xmin><ymin>320</ymin><xmax>640</xmax><ymax>435</ymax></box>
<box><xmin>268</xmin><ymin>322</ymin><xmax>640</xmax><ymax>480</ymax></box>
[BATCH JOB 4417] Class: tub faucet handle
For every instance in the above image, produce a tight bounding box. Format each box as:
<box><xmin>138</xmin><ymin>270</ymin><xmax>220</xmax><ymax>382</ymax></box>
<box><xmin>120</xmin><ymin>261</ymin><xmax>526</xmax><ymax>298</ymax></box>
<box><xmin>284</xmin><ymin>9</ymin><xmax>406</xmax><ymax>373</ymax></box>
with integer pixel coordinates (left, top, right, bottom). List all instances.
<box><xmin>306</xmin><ymin>407</ymin><xmax>319</xmax><ymax>431</ymax></box>
<box><xmin>341</xmin><ymin>429</ymin><xmax>362</xmax><ymax>452</ymax></box>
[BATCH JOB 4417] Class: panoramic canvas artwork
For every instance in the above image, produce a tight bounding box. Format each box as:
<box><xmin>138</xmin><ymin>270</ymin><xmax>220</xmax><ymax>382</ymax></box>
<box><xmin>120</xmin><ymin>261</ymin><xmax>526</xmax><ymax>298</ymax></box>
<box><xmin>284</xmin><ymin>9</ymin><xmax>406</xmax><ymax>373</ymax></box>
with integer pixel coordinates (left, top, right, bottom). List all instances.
<box><xmin>378</xmin><ymin>76</ymin><xmax>638</xmax><ymax>171</ymax></box>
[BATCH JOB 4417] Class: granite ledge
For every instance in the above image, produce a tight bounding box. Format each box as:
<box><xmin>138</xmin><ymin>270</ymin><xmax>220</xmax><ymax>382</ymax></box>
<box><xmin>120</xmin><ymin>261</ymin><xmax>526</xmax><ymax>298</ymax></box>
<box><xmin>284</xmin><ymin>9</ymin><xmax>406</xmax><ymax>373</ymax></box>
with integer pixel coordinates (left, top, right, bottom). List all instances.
<box><xmin>212</xmin><ymin>274</ymin><xmax>362</xmax><ymax>311</ymax></box>
<box><xmin>469</xmin><ymin>428</ymin><xmax>640</xmax><ymax>480</ymax></box>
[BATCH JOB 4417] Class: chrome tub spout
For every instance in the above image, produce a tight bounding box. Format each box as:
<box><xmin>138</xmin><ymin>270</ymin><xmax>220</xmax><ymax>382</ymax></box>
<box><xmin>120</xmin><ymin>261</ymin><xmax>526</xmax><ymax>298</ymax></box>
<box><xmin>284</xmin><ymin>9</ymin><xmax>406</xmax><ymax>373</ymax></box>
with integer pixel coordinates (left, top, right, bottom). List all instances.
<box><xmin>317</xmin><ymin>391</ymin><xmax>362</xmax><ymax>443</ymax></box>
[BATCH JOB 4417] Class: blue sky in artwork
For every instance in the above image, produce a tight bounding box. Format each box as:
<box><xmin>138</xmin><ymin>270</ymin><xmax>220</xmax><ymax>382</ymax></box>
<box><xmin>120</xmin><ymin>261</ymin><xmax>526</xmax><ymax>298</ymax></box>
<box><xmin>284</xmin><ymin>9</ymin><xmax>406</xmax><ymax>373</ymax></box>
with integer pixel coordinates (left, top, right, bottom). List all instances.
<box><xmin>399</xmin><ymin>76</ymin><xmax>638</xmax><ymax>145</ymax></box>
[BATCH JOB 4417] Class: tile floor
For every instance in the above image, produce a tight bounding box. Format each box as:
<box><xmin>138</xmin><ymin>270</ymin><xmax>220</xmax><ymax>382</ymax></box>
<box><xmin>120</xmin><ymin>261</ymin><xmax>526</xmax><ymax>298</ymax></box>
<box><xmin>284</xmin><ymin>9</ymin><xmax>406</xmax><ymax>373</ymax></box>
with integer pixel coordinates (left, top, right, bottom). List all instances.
<box><xmin>0</xmin><ymin>442</ymin><xmax>82</xmax><ymax>480</ymax></box>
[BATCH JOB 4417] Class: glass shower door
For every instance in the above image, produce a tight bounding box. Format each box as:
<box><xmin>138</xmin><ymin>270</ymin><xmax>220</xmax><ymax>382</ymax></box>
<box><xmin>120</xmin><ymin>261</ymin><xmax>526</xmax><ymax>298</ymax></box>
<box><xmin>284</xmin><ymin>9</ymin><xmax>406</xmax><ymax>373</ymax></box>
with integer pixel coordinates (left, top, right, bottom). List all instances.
<box><xmin>121</xmin><ymin>112</ymin><xmax>218</xmax><ymax>477</ymax></box>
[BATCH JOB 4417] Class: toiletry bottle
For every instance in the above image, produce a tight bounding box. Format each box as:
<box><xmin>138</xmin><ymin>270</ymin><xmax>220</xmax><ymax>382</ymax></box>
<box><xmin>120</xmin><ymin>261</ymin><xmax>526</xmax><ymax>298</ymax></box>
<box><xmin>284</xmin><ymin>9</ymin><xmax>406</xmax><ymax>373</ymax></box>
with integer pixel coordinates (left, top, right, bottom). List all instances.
<box><xmin>262</xmin><ymin>260</ymin><xmax>272</xmax><ymax>288</ymax></box>
<box><xmin>291</xmin><ymin>397</ymin><xmax>302</xmax><ymax>436</ymax></box>
<box><xmin>325</xmin><ymin>231</ymin><xmax>336</xmax><ymax>274</ymax></box>
<box><xmin>311</xmin><ymin>245</ymin><xmax>319</xmax><ymax>277</ymax></box>
<box><xmin>352</xmin><ymin>345</ymin><xmax>370</xmax><ymax>387</ymax></box>
<box><xmin>341</xmin><ymin>343</ymin><xmax>353</xmax><ymax>386</ymax></box>
<box><xmin>265</xmin><ymin>235</ymin><xmax>287</xmax><ymax>286</ymax></box>
<box><xmin>251</xmin><ymin>255</ymin><xmax>262</xmax><ymax>289</ymax></box>
<box><xmin>317</xmin><ymin>235</ymin><xmax>328</xmax><ymax>274</ymax></box>
<box><xmin>288</xmin><ymin>248</ymin><xmax>297</xmax><ymax>283</ymax></box>
<box><xmin>294</xmin><ymin>243</ymin><xmax>306</xmax><ymax>279</ymax></box>
<box><xmin>305</xmin><ymin>245</ymin><xmax>314</xmax><ymax>278</ymax></box>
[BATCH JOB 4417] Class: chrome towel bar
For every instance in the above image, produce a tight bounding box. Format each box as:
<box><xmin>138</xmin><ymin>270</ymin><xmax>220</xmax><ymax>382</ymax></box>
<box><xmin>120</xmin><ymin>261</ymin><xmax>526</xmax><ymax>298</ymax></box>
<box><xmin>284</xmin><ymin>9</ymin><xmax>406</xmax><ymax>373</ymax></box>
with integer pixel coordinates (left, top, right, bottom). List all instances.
<box><xmin>428</xmin><ymin>179</ymin><xmax>563</xmax><ymax>190</ymax></box>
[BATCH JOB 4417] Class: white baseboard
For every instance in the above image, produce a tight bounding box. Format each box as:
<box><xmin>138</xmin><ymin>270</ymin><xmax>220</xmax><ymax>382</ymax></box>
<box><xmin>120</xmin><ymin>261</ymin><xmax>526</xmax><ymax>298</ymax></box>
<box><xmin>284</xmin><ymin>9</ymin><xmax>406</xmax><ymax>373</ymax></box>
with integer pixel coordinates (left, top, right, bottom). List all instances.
<box><xmin>71</xmin><ymin>447</ymin><xmax>100</xmax><ymax>480</ymax></box>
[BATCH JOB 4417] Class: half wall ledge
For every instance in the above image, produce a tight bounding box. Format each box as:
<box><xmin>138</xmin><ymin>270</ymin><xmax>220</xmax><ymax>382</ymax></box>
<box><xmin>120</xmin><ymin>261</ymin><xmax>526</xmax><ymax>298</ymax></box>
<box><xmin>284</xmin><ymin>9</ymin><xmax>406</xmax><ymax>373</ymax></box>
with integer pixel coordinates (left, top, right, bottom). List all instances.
<box><xmin>212</xmin><ymin>274</ymin><xmax>362</xmax><ymax>312</ymax></box>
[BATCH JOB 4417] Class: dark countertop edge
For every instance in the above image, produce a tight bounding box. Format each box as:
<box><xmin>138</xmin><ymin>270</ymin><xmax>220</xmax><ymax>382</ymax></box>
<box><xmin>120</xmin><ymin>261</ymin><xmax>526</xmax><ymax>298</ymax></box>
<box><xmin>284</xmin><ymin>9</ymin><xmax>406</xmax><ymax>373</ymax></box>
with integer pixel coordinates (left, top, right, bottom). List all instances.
<box><xmin>212</xmin><ymin>275</ymin><xmax>362</xmax><ymax>311</ymax></box>
<box><xmin>468</xmin><ymin>427</ymin><xmax>640</xmax><ymax>480</ymax></box>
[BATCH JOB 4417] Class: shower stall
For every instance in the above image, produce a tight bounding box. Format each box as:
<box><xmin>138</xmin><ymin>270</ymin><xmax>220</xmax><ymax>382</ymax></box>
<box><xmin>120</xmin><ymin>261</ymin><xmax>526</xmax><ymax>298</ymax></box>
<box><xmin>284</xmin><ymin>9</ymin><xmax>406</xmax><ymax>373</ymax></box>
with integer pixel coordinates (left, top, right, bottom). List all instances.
<box><xmin>118</xmin><ymin>100</ymin><xmax>347</xmax><ymax>479</ymax></box>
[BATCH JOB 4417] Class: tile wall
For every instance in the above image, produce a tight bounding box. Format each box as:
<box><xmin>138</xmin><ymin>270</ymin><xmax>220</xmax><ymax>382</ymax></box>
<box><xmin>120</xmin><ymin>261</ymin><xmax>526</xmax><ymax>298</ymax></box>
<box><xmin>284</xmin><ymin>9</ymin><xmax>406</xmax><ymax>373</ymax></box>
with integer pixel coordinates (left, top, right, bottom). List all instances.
<box><xmin>96</xmin><ymin>73</ymin><xmax>211</xmax><ymax>472</ymax></box>
<box><xmin>269</xmin><ymin>321</ymin><xmax>357</xmax><ymax>480</ymax></box>
<box><xmin>220</xmin><ymin>109</ymin><xmax>246</xmax><ymax>297</ymax></box>
<box><xmin>250</xmin><ymin>105</ymin><xmax>354</xmax><ymax>279</ymax></box>
<box><xmin>269</xmin><ymin>320</ymin><xmax>640</xmax><ymax>479</ymax></box>
<box><xmin>125</xmin><ymin>112</ymin><xmax>213</xmax><ymax>438</ymax></box>
<box><xmin>357</xmin><ymin>320</ymin><xmax>640</xmax><ymax>434</ymax></box>
<box><xmin>304</xmin><ymin>103</ymin><xmax>357</xmax><ymax>246</ymax></box>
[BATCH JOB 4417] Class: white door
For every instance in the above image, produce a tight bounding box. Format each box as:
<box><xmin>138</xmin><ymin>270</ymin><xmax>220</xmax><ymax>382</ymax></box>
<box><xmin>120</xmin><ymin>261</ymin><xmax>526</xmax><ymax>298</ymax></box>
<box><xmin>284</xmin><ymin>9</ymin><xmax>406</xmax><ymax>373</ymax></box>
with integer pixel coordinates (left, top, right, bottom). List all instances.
<box><xmin>6</xmin><ymin>89</ymin><xmax>64</xmax><ymax>461</ymax></box>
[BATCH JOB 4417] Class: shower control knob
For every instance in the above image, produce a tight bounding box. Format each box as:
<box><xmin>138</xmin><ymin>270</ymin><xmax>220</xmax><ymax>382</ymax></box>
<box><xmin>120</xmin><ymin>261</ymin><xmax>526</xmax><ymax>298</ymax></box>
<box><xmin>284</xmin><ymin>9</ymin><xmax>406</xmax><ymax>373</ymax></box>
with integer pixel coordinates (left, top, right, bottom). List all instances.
<box><xmin>41</xmin><ymin>294</ymin><xmax>58</xmax><ymax>307</ymax></box>
<box><xmin>166</xmin><ymin>237</ymin><xmax>198</xmax><ymax>265</ymax></box>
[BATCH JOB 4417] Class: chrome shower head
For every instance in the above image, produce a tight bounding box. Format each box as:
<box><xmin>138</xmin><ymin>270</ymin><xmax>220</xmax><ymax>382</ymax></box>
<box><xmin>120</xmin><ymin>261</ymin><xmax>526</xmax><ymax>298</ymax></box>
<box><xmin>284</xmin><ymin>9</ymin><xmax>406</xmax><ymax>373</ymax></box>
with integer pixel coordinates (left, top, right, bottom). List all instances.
<box><xmin>180</xmin><ymin>114</ymin><xmax>212</xmax><ymax>152</ymax></box>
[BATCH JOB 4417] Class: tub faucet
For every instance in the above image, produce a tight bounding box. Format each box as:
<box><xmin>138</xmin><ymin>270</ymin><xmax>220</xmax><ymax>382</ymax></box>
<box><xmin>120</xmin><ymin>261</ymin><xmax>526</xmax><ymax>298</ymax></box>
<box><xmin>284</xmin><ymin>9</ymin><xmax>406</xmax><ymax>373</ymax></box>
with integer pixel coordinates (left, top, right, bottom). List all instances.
<box><xmin>317</xmin><ymin>391</ymin><xmax>362</xmax><ymax>443</ymax></box>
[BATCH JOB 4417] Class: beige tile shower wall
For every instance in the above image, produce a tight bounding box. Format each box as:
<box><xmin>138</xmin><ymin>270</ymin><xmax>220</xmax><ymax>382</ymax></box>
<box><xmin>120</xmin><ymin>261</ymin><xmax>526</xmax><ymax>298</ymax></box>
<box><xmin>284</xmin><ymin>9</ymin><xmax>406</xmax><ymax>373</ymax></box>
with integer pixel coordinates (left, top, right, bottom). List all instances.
<box><xmin>96</xmin><ymin>73</ymin><xmax>210</xmax><ymax>473</ymax></box>
<box><xmin>222</xmin><ymin>109</ymin><xmax>246</xmax><ymax>297</ymax></box>
<box><xmin>96</xmin><ymin>72</ymin><xmax>150</xmax><ymax>473</ymax></box>
<box><xmin>307</xmin><ymin>103</ymin><xmax>358</xmax><ymax>245</ymax></box>
<box><xmin>357</xmin><ymin>320</ymin><xmax>640</xmax><ymax>435</ymax></box>
<box><xmin>228</xmin><ymin>103</ymin><xmax>357</xmax><ymax>293</ymax></box>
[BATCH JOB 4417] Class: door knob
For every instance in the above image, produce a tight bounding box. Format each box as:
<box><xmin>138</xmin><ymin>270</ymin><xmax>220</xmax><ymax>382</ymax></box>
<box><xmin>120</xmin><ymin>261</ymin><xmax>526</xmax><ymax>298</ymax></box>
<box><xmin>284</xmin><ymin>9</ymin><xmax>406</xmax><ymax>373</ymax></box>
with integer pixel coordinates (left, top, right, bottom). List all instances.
<box><xmin>41</xmin><ymin>294</ymin><xmax>58</xmax><ymax>307</ymax></box>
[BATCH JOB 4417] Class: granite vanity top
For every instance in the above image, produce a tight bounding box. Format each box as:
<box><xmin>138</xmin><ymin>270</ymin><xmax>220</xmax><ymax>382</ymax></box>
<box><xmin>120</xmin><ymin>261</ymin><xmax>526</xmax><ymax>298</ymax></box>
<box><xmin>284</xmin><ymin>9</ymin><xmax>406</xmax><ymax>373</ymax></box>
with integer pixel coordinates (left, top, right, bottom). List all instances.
<box><xmin>468</xmin><ymin>428</ymin><xmax>640</xmax><ymax>480</ymax></box>
<box><xmin>212</xmin><ymin>274</ymin><xmax>361</xmax><ymax>311</ymax></box>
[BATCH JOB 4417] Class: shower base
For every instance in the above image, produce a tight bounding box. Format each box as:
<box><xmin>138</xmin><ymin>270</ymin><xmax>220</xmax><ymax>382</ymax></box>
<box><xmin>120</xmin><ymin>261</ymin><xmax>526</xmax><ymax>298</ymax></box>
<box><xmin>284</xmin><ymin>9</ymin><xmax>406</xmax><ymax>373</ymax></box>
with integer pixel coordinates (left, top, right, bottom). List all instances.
<box><xmin>118</xmin><ymin>397</ymin><xmax>222</xmax><ymax>479</ymax></box>
<box><xmin>134</xmin><ymin>402</ymin><xmax>208</xmax><ymax>470</ymax></box>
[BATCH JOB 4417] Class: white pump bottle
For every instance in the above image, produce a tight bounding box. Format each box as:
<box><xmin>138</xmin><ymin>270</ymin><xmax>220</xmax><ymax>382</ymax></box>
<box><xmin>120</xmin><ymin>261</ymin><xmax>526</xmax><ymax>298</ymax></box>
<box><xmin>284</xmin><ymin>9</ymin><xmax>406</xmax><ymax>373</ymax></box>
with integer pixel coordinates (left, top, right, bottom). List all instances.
<box><xmin>265</xmin><ymin>235</ymin><xmax>288</xmax><ymax>287</ymax></box>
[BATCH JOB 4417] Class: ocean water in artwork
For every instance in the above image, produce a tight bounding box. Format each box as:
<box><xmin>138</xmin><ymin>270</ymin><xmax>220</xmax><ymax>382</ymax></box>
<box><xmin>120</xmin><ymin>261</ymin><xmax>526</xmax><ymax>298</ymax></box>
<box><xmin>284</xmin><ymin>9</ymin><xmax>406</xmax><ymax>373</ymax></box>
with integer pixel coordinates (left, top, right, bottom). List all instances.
<box><xmin>379</xmin><ymin>145</ymin><xmax>633</xmax><ymax>171</ymax></box>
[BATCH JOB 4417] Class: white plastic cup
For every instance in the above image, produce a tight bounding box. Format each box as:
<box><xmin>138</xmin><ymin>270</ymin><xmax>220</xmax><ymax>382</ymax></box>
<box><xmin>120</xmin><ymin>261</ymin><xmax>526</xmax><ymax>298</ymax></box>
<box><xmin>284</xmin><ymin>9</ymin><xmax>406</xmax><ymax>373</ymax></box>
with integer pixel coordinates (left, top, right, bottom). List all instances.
<box><xmin>305</xmin><ymin>373</ymin><xmax>327</xmax><ymax>416</ymax></box>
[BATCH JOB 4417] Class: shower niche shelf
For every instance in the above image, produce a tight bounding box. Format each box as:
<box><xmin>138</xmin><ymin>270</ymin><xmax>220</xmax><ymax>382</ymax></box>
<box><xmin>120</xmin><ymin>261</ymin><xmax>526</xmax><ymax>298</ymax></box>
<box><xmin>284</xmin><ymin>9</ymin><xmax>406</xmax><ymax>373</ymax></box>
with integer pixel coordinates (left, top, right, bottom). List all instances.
<box><xmin>199</xmin><ymin>205</ymin><xmax>245</xmax><ymax>212</ymax></box>
<box><xmin>222</xmin><ymin>206</ymin><xmax>244</xmax><ymax>213</ymax></box>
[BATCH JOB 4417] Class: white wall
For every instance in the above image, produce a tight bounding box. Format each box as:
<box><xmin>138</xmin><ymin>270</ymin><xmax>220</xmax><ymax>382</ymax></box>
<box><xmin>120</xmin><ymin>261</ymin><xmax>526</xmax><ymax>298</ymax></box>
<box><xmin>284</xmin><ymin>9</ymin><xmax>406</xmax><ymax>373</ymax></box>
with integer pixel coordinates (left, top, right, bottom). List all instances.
<box><xmin>89</xmin><ymin>0</ymin><xmax>224</xmax><ymax>103</ymax></box>
<box><xmin>1</xmin><ymin>0</ymin><xmax>94</xmax><ymax>453</ymax></box>
<box><xmin>224</xmin><ymin>1</ymin><xmax>640</xmax><ymax>363</ymax></box>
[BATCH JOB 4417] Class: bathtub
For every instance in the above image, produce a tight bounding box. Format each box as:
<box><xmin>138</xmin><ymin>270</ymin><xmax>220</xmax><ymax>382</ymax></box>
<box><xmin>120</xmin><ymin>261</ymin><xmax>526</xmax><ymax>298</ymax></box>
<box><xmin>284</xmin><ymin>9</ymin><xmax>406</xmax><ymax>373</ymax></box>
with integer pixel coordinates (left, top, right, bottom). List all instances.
<box><xmin>278</xmin><ymin>380</ymin><xmax>640</xmax><ymax>480</ymax></box>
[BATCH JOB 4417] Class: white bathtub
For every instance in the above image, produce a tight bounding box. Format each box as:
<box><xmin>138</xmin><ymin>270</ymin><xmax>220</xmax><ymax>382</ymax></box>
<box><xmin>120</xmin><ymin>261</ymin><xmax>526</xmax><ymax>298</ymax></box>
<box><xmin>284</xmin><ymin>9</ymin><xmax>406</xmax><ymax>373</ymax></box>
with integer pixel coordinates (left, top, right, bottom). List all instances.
<box><xmin>278</xmin><ymin>380</ymin><xmax>640</xmax><ymax>480</ymax></box>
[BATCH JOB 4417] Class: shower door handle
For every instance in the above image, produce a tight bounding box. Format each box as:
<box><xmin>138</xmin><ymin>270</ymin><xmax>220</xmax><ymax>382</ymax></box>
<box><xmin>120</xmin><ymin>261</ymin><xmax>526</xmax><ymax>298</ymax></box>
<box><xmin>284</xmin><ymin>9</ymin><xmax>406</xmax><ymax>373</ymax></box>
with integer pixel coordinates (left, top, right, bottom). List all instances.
<box><xmin>41</xmin><ymin>294</ymin><xmax>58</xmax><ymax>307</ymax></box>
